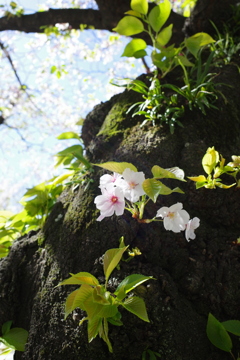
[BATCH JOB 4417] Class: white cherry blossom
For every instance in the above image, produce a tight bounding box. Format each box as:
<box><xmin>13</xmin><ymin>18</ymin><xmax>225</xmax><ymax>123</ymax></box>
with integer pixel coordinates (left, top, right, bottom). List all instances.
<box><xmin>185</xmin><ymin>217</ymin><xmax>200</xmax><ymax>241</ymax></box>
<box><xmin>121</xmin><ymin>168</ymin><xmax>146</xmax><ymax>202</ymax></box>
<box><xmin>156</xmin><ymin>202</ymin><xmax>190</xmax><ymax>233</ymax></box>
<box><xmin>99</xmin><ymin>172</ymin><xmax>125</xmax><ymax>190</ymax></box>
<box><xmin>94</xmin><ymin>183</ymin><xmax>125</xmax><ymax>221</ymax></box>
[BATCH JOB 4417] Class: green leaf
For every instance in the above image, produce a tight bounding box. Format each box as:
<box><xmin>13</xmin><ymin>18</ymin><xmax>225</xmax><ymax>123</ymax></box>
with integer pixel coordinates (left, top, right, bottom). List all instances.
<box><xmin>65</xmin><ymin>288</ymin><xmax>81</xmax><ymax>318</ymax></box>
<box><xmin>99</xmin><ymin>318</ymin><xmax>113</xmax><ymax>352</ymax></box>
<box><xmin>113</xmin><ymin>16</ymin><xmax>144</xmax><ymax>36</ymax></box>
<box><xmin>185</xmin><ymin>32</ymin><xmax>215</xmax><ymax>58</ymax></box>
<box><xmin>151</xmin><ymin>165</ymin><xmax>185</xmax><ymax>181</ymax></box>
<box><xmin>64</xmin><ymin>285</ymin><xmax>93</xmax><ymax>318</ymax></box>
<box><xmin>156</xmin><ymin>24</ymin><xmax>173</xmax><ymax>47</ymax></box>
<box><xmin>115</xmin><ymin>274</ymin><xmax>153</xmax><ymax>301</ymax></box>
<box><xmin>222</xmin><ymin>320</ymin><xmax>240</xmax><ymax>336</ymax></box>
<box><xmin>132</xmin><ymin>49</ymin><xmax>147</xmax><ymax>58</ymax></box>
<box><xmin>56</xmin><ymin>131</ymin><xmax>80</xmax><ymax>140</ymax></box>
<box><xmin>124</xmin><ymin>10</ymin><xmax>142</xmax><ymax>18</ymax></box>
<box><xmin>148</xmin><ymin>0</ymin><xmax>171</xmax><ymax>33</ymax></box>
<box><xmin>131</xmin><ymin>0</ymin><xmax>148</xmax><ymax>15</ymax></box>
<box><xmin>97</xmin><ymin>304</ymin><xmax>118</xmax><ymax>319</ymax></box>
<box><xmin>21</xmin><ymin>182</ymin><xmax>47</xmax><ymax>198</ymax></box>
<box><xmin>188</xmin><ymin>175</ymin><xmax>207</xmax><ymax>182</ymax></box>
<box><xmin>59</xmin><ymin>272</ymin><xmax>99</xmax><ymax>287</ymax></box>
<box><xmin>143</xmin><ymin>178</ymin><xmax>183</xmax><ymax>201</ymax></box>
<box><xmin>103</xmin><ymin>246</ymin><xmax>128</xmax><ymax>284</ymax></box>
<box><xmin>142</xmin><ymin>178</ymin><xmax>162</xmax><ymax>202</ymax></box>
<box><xmin>107</xmin><ymin>311</ymin><xmax>123</xmax><ymax>326</ymax></box>
<box><xmin>56</xmin><ymin>144</ymin><xmax>83</xmax><ymax>157</ymax></box>
<box><xmin>93</xmin><ymin>161</ymin><xmax>137</xmax><ymax>173</ymax></box>
<box><xmin>2</xmin><ymin>321</ymin><xmax>12</xmax><ymax>335</ymax></box>
<box><xmin>175</xmin><ymin>54</ymin><xmax>194</xmax><ymax>66</ymax></box>
<box><xmin>206</xmin><ymin>313</ymin><xmax>232</xmax><ymax>352</ymax></box>
<box><xmin>2</xmin><ymin>328</ymin><xmax>28</xmax><ymax>352</ymax></box>
<box><xmin>122</xmin><ymin>296</ymin><xmax>149</xmax><ymax>322</ymax></box>
<box><xmin>92</xmin><ymin>286</ymin><xmax>111</xmax><ymax>305</ymax></box>
<box><xmin>52</xmin><ymin>172</ymin><xmax>74</xmax><ymax>185</ymax></box>
<box><xmin>122</xmin><ymin>39</ymin><xmax>147</xmax><ymax>57</ymax></box>
<box><xmin>88</xmin><ymin>317</ymin><xmax>102</xmax><ymax>342</ymax></box>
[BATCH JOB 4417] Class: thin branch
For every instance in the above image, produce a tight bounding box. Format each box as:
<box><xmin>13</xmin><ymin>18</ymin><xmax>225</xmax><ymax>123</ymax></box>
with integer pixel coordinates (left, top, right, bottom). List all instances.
<box><xmin>3</xmin><ymin>122</ymin><xmax>28</xmax><ymax>143</ymax></box>
<box><xmin>0</xmin><ymin>40</ymin><xmax>45</xmax><ymax>116</ymax></box>
<box><xmin>141</xmin><ymin>57</ymin><xmax>151</xmax><ymax>74</ymax></box>
<box><xmin>0</xmin><ymin>41</ymin><xmax>23</xmax><ymax>87</ymax></box>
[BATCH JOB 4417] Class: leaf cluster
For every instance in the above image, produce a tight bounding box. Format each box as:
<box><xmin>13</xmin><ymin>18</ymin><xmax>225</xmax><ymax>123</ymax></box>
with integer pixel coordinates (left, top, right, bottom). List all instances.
<box><xmin>114</xmin><ymin>0</ymin><xmax>215</xmax><ymax>78</ymax></box>
<box><xmin>0</xmin><ymin>131</ymin><xmax>92</xmax><ymax>258</ymax></box>
<box><xmin>113</xmin><ymin>0</ymin><xmax>225</xmax><ymax>133</ymax></box>
<box><xmin>59</xmin><ymin>243</ymin><xmax>153</xmax><ymax>352</ymax></box>
<box><xmin>189</xmin><ymin>147</ymin><xmax>240</xmax><ymax>189</ymax></box>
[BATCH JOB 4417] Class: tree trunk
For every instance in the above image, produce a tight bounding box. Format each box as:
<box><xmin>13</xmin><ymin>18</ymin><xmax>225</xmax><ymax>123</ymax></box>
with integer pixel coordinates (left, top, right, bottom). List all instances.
<box><xmin>1</xmin><ymin>59</ymin><xmax>240</xmax><ymax>360</ymax></box>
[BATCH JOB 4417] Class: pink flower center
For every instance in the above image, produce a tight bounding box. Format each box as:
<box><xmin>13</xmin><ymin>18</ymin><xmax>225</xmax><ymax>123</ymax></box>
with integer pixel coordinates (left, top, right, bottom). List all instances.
<box><xmin>111</xmin><ymin>196</ymin><xmax>118</xmax><ymax>203</ymax></box>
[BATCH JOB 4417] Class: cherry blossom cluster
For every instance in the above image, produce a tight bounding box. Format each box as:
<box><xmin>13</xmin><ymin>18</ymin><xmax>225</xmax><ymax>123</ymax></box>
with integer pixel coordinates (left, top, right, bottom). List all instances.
<box><xmin>156</xmin><ymin>203</ymin><xmax>200</xmax><ymax>241</ymax></box>
<box><xmin>94</xmin><ymin>168</ymin><xmax>145</xmax><ymax>220</ymax></box>
<box><xmin>94</xmin><ymin>168</ymin><xmax>200</xmax><ymax>241</ymax></box>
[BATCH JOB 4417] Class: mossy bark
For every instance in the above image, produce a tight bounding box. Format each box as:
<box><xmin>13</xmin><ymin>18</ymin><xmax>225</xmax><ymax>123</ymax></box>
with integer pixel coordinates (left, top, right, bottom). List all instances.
<box><xmin>0</xmin><ymin>64</ymin><xmax>240</xmax><ymax>360</ymax></box>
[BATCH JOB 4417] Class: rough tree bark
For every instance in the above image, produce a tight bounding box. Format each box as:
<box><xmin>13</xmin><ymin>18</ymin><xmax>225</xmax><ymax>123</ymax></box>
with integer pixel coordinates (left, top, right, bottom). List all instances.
<box><xmin>0</xmin><ymin>1</ymin><xmax>240</xmax><ymax>360</ymax></box>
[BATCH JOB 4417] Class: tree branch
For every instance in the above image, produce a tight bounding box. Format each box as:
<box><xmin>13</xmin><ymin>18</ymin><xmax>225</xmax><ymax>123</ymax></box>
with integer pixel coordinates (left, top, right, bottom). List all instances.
<box><xmin>0</xmin><ymin>7</ymin><xmax>186</xmax><ymax>46</ymax></box>
<box><xmin>0</xmin><ymin>9</ymin><xmax>104</xmax><ymax>33</ymax></box>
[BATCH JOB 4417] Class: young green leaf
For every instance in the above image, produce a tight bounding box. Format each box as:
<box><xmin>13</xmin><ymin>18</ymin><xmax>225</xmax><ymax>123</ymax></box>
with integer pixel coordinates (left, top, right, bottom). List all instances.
<box><xmin>142</xmin><ymin>178</ymin><xmax>162</xmax><ymax>202</ymax></box>
<box><xmin>122</xmin><ymin>38</ymin><xmax>147</xmax><ymax>57</ymax></box>
<box><xmin>56</xmin><ymin>132</ymin><xmax>80</xmax><ymax>140</ymax></box>
<box><xmin>122</xmin><ymin>296</ymin><xmax>150</xmax><ymax>322</ymax></box>
<box><xmin>133</xmin><ymin>49</ymin><xmax>148</xmax><ymax>58</ymax></box>
<box><xmin>51</xmin><ymin>172</ymin><xmax>74</xmax><ymax>186</ymax></box>
<box><xmin>188</xmin><ymin>175</ymin><xmax>207</xmax><ymax>183</ymax></box>
<box><xmin>206</xmin><ymin>313</ymin><xmax>232</xmax><ymax>352</ymax></box>
<box><xmin>64</xmin><ymin>284</ymin><xmax>93</xmax><ymax>319</ymax></box>
<box><xmin>55</xmin><ymin>144</ymin><xmax>83</xmax><ymax>157</ymax></box>
<box><xmin>148</xmin><ymin>0</ymin><xmax>171</xmax><ymax>33</ymax></box>
<box><xmin>2</xmin><ymin>328</ymin><xmax>28</xmax><ymax>352</ymax></box>
<box><xmin>125</xmin><ymin>10</ymin><xmax>142</xmax><ymax>18</ymax></box>
<box><xmin>185</xmin><ymin>32</ymin><xmax>215</xmax><ymax>58</ymax></box>
<box><xmin>97</xmin><ymin>304</ymin><xmax>118</xmax><ymax>319</ymax></box>
<box><xmin>151</xmin><ymin>165</ymin><xmax>185</xmax><ymax>181</ymax></box>
<box><xmin>88</xmin><ymin>317</ymin><xmax>102</xmax><ymax>343</ymax></box>
<box><xmin>93</xmin><ymin>161</ymin><xmax>137</xmax><ymax>173</ymax></box>
<box><xmin>156</xmin><ymin>24</ymin><xmax>173</xmax><ymax>47</ymax></box>
<box><xmin>92</xmin><ymin>286</ymin><xmax>111</xmax><ymax>305</ymax></box>
<box><xmin>104</xmin><ymin>246</ymin><xmax>128</xmax><ymax>284</ymax></box>
<box><xmin>107</xmin><ymin>311</ymin><xmax>123</xmax><ymax>326</ymax></box>
<box><xmin>58</xmin><ymin>272</ymin><xmax>99</xmax><ymax>286</ymax></box>
<box><xmin>115</xmin><ymin>274</ymin><xmax>153</xmax><ymax>301</ymax></box>
<box><xmin>1</xmin><ymin>321</ymin><xmax>12</xmax><ymax>336</ymax></box>
<box><xmin>113</xmin><ymin>16</ymin><xmax>144</xmax><ymax>36</ymax></box>
<box><xmin>222</xmin><ymin>320</ymin><xmax>240</xmax><ymax>336</ymax></box>
<box><xmin>99</xmin><ymin>318</ymin><xmax>113</xmax><ymax>353</ymax></box>
<box><xmin>65</xmin><ymin>288</ymin><xmax>81</xmax><ymax>319</ymax></box>
<box><xmin>131</xmin><ymin>0</ymin><xmax>148</xmax><ymax>15</ymax></box>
